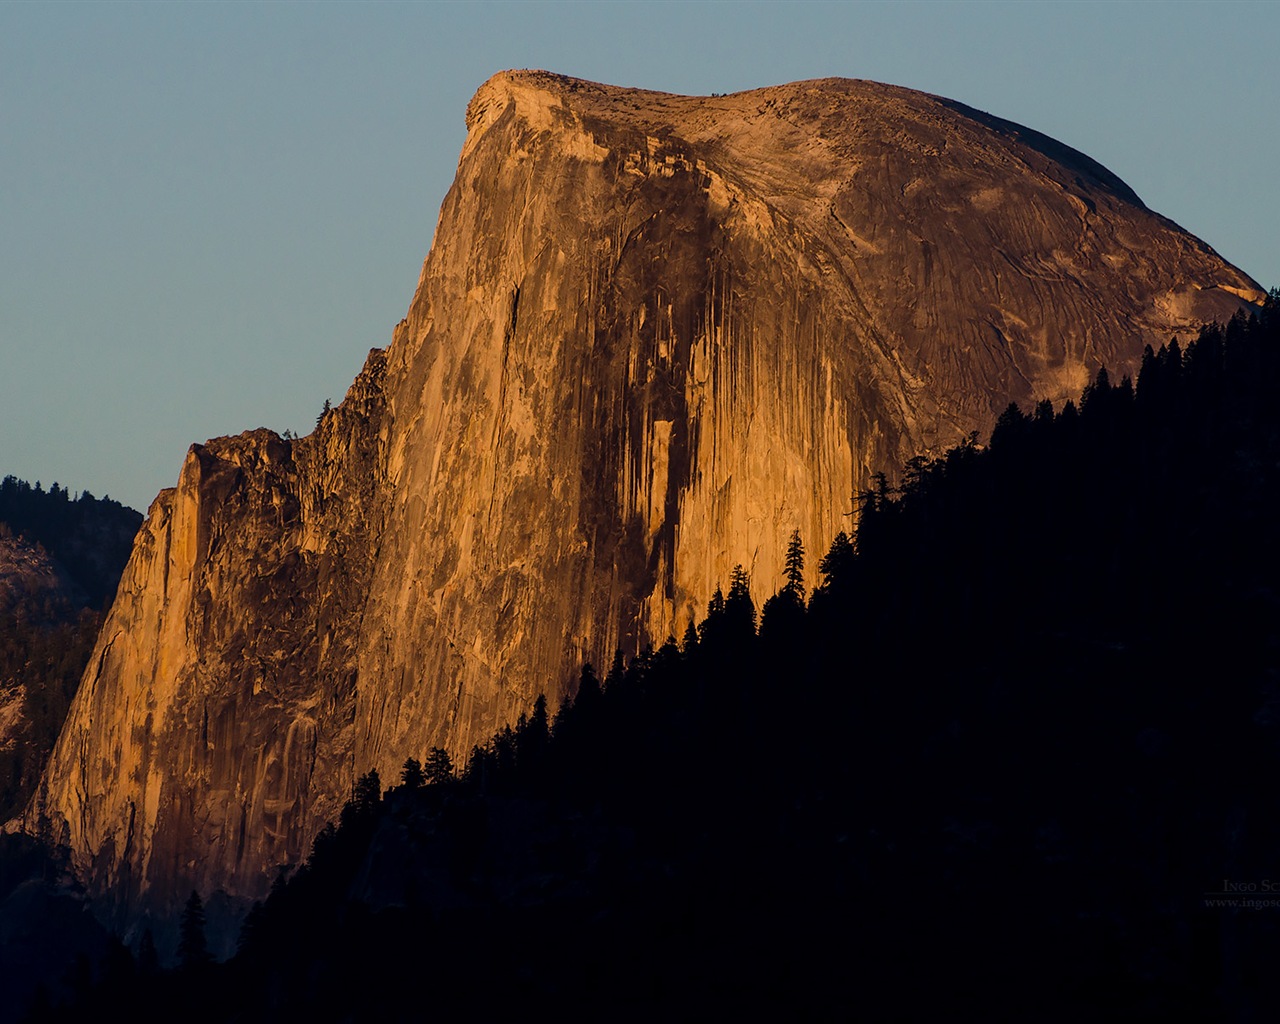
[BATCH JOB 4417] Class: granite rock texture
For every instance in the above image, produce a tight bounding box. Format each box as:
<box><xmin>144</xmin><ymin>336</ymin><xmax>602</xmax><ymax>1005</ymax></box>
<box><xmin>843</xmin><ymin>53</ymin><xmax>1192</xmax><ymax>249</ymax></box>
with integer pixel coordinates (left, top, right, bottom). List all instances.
<box><xmin>36</xmin><ymin>72</ymin><xmax>1262</xmax><ymax>925</ymax></box>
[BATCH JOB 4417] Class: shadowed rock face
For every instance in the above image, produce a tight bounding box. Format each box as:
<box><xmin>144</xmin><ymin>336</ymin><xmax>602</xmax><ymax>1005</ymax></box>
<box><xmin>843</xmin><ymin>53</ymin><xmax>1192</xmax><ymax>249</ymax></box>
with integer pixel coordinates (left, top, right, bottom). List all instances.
<box><xmin>35</xmin><ymin>71</ymin><xmax>1262</xmax><ymax>929</ymax></box>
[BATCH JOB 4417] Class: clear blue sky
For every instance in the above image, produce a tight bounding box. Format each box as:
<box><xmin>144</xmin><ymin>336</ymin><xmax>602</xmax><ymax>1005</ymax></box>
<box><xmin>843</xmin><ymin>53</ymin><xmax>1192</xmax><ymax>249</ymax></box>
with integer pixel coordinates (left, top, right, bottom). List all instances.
<box><xmin>3</xmin><ymin>1</ymin><xmax>1276</xmax><ymax>512</ymax></box>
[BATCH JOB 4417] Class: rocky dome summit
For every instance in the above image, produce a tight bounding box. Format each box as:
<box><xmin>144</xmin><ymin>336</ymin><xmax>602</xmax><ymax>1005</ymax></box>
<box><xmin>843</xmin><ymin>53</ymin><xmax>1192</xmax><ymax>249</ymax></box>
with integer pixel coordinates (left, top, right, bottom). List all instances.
<box><xmin>32</xmin><ymin>71</ymin><xmax>1261</xmax><ymax>941</ymax></box>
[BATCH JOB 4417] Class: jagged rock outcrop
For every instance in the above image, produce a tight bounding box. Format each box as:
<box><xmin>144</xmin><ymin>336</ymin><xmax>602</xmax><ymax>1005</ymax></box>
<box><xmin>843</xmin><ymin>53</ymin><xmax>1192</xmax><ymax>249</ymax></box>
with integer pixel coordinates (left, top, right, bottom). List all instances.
<box><xmin>35</xmin><ymin>71</ymin><xmax>1263</xmax><ymax>933</ymax></box>
<box><xmin>32</xmin><ymin>355</ymin><xmax>388</xmax><ymax>945</ymax></box>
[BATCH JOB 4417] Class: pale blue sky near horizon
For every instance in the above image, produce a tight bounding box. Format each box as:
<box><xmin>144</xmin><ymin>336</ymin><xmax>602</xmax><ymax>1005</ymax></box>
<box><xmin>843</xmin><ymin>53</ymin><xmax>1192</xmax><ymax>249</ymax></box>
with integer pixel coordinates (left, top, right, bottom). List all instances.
<box><xmin>3</xmin><ymin>0</ymin><xmax>1277</xmax><ymax>512</ymax></box>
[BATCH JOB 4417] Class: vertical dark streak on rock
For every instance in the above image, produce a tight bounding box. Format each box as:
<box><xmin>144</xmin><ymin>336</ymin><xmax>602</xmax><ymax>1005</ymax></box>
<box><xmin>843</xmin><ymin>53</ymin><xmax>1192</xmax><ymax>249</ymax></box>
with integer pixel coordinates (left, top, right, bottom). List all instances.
<box><xmin>121</xmin><ymin>799</ymin><xmax>136</xmax><ymax>866</ymax></box>
<box><xmin>508</xmin><ymin>284</ymin><xmax>521</xmax><ymax>339</ymax></box>
<box><xmin>235</xmin><ymin>801</ymin><xmax>247</xmax><ymax>866</ymax></box>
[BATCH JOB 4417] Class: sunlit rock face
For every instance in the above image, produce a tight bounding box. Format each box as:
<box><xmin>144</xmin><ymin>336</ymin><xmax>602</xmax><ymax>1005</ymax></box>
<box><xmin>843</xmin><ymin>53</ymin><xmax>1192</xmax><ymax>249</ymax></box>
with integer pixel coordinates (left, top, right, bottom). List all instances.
<box><xmin>36</xmin><ymin>71</ymin><xmax>1262</xmax><ymax>929</ymax></box>
<box><xmin>35</xmin><ymin>355</ymin><xmax>388</xmax><ymax>942</ymax></box>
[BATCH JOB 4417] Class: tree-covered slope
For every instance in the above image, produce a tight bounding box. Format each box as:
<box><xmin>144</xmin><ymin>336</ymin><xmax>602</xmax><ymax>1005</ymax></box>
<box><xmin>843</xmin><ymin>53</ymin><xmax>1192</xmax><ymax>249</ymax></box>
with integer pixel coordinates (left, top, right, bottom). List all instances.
<box><xmin>0</xmin><ymin>478</ymin><xmax>141</xmax><ymax>611</ymax></box>
<box><xmin>0</xmin><ymin>482</ymin><xmax>141</xmax><ymax>820</ymax></box>
<box><xmin>36</xmin><ymin>293</ymin><xmax>1280</xmax><ymax>1021</ymax></box>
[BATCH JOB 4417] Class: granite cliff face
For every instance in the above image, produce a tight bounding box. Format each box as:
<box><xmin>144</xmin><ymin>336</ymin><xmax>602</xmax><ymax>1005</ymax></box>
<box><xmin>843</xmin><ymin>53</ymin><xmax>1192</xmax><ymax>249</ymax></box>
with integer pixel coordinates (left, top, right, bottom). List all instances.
<box><xmin>33</xmin><ymin>356</ymin><xmax>387</xmax><ymax>939</ymax></box>
<box><xmin>35</xmin><ymin>72</ymin><xmax>1262</xmax><ymax>928</ymax></box>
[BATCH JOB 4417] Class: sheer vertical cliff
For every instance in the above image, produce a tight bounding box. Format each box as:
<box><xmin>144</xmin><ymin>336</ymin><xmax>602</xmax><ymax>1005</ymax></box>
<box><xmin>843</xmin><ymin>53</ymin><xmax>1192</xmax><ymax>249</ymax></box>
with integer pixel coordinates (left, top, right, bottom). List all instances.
<box><xmin>34</xmin><ymin>354</ymin><xmax>388</xmax><ymax>933</ymax></box>
<box><xmin>35</xmin><ymin>72</ymin><xmax>1263</xmax><ymax>926</ymax></box>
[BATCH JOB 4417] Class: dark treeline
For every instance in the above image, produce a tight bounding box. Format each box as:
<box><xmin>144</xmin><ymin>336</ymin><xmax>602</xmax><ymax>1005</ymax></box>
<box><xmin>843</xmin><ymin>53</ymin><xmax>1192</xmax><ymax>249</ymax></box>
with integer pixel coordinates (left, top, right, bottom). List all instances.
<box><xmin>30</xmin><ymin>293</ymin><xmax>1280</xmax><ymax>1021</ymax></box>
<box><xmin>0</xmin><ymin>481</ymin><xmax>141</xmax><ymax>823</ymax></box>
<box><xmin>0</xmin><ymin>476</ymin><xmax>142</xmax><ymax>609</ymax></box>
<box><xmin>0</xmin><ymin>600</ymin><xmax>99</xmax><ymax>821</ymax></box>
<box><xmin>0</xmin><ymin>481</ymin><xmax>141</xmax><ymax>824</ymax></box>
<box><xmin>0</xmin><ymin>482</ymin><xmax>143</xmax><ymax>1012</ymax></box>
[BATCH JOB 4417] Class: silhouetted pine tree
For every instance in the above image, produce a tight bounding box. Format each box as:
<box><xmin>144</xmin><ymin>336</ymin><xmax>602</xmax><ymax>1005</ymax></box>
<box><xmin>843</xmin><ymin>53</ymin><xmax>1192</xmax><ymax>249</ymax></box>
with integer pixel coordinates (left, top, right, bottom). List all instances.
<box><xmin>400</xmin><ymin>757</ymin><xmax>424</xmax><ymax>789</ymax></box>
<box><xmin>178</xmin><ymin>891</ymin><xmax>210</xmax><ymax>970</ymax></box>
<box><xmin>724</xmin><ymin>564</ymin><xmax>756</xmax><ymax>638</ymax></box>
<box><xmin>783</xmin><ymin>529</ymin><xmax>805</xmax><ymax>602</ymax></box>
<box><xmin>424</xmin><ymin>748</ymin><xmax>454</xmax><ymax>786</ymax></box>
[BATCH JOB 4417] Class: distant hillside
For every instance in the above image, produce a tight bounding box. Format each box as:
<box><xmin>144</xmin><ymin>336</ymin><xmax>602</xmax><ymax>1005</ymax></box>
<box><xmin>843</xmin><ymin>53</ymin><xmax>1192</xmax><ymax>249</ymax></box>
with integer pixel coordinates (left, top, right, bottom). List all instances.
<box><xmin>0</xmin><ymin>480</ymin><xmax>141</xmax><ymax>822</ymax></box>
<box><xmin>0</xmin><ymin>477</ymin><xmax>142</xmax><ymax>610</ymax></box>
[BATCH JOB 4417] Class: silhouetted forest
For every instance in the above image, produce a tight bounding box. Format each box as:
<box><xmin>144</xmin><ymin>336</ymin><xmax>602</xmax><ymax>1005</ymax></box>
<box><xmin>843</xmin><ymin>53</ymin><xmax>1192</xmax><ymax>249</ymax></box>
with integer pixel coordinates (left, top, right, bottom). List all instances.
<box><xmin>0</xmin><ymin>599</ymin><xmax>99</xmax><ymax>822</ymax></box>
<box><xmin>0</xmin><ymin>477</ymin><xmax>141</xmax><ymax>609</ymax></box>
<box><xmin>23</xmin><ymin>293</ymin><xmax>1280</xmax><ymax>1021</ymax></box>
